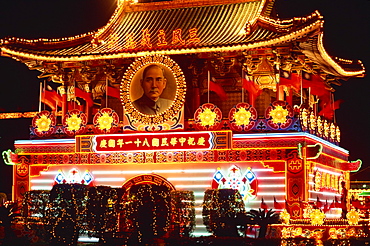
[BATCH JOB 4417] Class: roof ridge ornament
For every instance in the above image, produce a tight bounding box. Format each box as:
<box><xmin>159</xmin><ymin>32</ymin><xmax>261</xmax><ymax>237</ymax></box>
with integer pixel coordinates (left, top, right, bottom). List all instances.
<box><xmin>118</xmin><ymin>0</ymin><xmax>264</xmax><ymax>12</ymax></box>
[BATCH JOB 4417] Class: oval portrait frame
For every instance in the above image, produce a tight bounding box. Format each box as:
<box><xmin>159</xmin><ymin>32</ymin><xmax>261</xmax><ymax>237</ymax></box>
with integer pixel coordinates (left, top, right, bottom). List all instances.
<box><xmin>120</xmin><ymin>55</ymin><xmax>186</xmax><ymax>125</ymax></box>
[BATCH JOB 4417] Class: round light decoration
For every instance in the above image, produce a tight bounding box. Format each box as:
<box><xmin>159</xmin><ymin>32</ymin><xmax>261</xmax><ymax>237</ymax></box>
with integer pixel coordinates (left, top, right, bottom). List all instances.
<box><xmin>228</xmin><ymin>103</ymin><xmax>257</xmax><ymax>132</ymax></box>
<box><xmin>32</xmin><ymin>110</ymin><xmax>56</xmax><ymax>137</ymax></box>
<box><xmin>279</xmin><ymin>209</ymin><xmax>290</xmax><ymax>225</ymax></box>
<box><xmin>120</xmin><ymin>54</ymin><xmax>186</xmax><ymax>125</ymax></box>
<box><xmin>62</xmin><ymin>109</ymin><xmax>87</xmax><ymax>136</ymax></box>
<box><xmin>93</xmin><ymin>108</ymin><xmax>119</xmax><ymax>134</ymax></box>
<box><xmin>346</xmin><ymin>208</ymin><xmax>360</xmax><ymax>225</ymax></box>
<box><xmin>194</xmin><ymin>103</ymin><xmax>222</xmax><ymax>130</ymax></box>
<box><xmin>309</xmin><ymin>209</ymin><xmax>325</xmax><ymax>225</ymax></box>
<box><xmin>265</xmin><ymin>101</ymin><xmax>293</xmax><ymax>130</ymax></box>
<box><xmin>269</xmin><ymin>106</ymin><xmax>288</xmax><ymax>123</ymax></box>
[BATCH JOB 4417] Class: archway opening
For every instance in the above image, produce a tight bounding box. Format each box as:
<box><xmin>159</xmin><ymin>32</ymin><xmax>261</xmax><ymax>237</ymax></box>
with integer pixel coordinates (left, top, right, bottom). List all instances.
<box><xmin>119</xmin><ymin>174</ymin><xmax>175</xmax><ymax>244</ymax></box>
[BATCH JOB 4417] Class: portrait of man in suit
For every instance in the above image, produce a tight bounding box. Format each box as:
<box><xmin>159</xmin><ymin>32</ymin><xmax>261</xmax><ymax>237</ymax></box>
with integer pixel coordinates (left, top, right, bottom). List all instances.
<box><xmin>132</xmin><ymin>64</ymin><xmax>173</xmax><ymax>115</ymax></box>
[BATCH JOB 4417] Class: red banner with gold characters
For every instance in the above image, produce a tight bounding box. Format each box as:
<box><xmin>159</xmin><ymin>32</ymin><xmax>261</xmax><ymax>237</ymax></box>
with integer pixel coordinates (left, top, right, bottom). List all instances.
<box><xmin>76</xmin><ymin>131</ymin><xmax>231</xmax><ymax>153</ymax></box>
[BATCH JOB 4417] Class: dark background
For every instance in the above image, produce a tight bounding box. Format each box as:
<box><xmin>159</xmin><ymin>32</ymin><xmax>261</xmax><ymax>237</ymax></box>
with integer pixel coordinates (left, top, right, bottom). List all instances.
<box><xmin>0</xmin><ymin>0</ymin><xmax>369</xmax><ymax>197</ymax></box>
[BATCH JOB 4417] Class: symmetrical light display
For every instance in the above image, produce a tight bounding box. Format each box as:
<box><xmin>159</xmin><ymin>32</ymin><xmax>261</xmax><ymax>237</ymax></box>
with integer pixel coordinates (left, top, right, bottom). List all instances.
<box><xmin>54</xmin><ymin>168</ymin><xmax>93</xmax><ymax>185</ymax></box>
<box><xmin>233</xmin><ymin>107</ymin><xmax>252</xmax><ymax>126</ymax></box>
<box><xmin>228</xmin><ymin>103</ymin><xmax>258</xmax><ymax>132</ymax></box>
<box><xmin>0</xmin><ymin>0</ymin><xmax>366</xmax><ymax>243</ymax></box>
<box><xmin>309</xmin><ymin>209</ymin><xmax>325</xmax><ymax>225</ymax></box>
<box><xmin>346</xmin><ymin>209</ymin><xmax>359</xmax><ymax>226</ymax></box>
<box><xmin>31</xmin><ymin>110</ymin><xmax>56</xmax><ymax>137</ymax></box>
<box><xmin>62</xmin><ymin>109</ymin><xmax>87</xmax><ymax>136</ymax></box>
<box><xmin>194</xmin><ymin>103</ymin><xmax>222</xmax><ymax>130</ymax></box>
<box><xmin>93</xmin><ymin>108</ymin><xmax>119</xmax><ymax>133</ymax></box>
<box><xmin>199</xmin><ymin>108</ymin><xmax>217</xmax><ymax>127</ymax></box>
<box><xmin>212</xmin><ymin>165</ymin><xmax>257</xmax><ymax>204</ymax></box>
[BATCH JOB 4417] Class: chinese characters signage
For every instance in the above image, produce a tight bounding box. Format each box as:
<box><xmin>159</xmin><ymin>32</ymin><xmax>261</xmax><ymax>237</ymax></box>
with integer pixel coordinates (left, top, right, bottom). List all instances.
<box><xmin>125</xmin><ymin>28</ymin><xmax>201</xmax><ymax>50</ymax></box>
<box><xmin>76</xmin><ymin>131</ymin><xmax>231</xmax><ymax>153</ymax></box>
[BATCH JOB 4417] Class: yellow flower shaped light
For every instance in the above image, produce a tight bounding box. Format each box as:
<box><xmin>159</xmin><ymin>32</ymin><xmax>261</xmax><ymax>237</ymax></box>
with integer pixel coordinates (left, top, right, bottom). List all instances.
<box><xmin>97</xmin><ymin>112</ymin><xmax>113</xmax><ymax>130</ymax></box>
<box><xmin>199</xmin><ymin>108</ymin><xmax>217</xmax><ymax>126</ymax></box>
<box><xmin>280</xmin><ymin>209</ymin><xmax>290</xmax><ymax>225</ymax></box>
<box><xmin>66</xmin><ymin>114</ymin><xmax>82</xmax><ymax>131</ymax></box>
<box><xmin>35</xmin><ymin>114</ymin><xmax>51</xmax><ymax>132</ymax></box>
<box><xmin>234</xmin><ymin>107</ymin><xmax>251</xmax><ymax>126</ymax></box>
<box><xmin>269</xmin><ymin>105</ymin><xmax>288</xmax><ymax>124</ymax></box>
<box><xmin>310</xmin><ymin>209</ymin><xmax>325</xmax><ymax>225</ymax></box>
<box><xmin>347</xmin><ymin>209</ymin><xmax>360</xmax><ymax>225</ymax></box>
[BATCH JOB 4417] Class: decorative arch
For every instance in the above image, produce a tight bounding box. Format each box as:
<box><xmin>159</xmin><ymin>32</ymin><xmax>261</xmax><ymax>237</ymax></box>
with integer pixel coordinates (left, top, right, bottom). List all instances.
<box><xmin>122</xmin><ymin>173</ymin><xmax>175</xmax><ymax>191</ymax></box>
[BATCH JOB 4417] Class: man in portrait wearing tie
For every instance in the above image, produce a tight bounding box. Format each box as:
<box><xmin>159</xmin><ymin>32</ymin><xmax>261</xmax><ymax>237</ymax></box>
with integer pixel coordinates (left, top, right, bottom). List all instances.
<box><xmin>132</xmin><ymin>64</ymin><xmax>173</xmax><ymax>115</ymax></box>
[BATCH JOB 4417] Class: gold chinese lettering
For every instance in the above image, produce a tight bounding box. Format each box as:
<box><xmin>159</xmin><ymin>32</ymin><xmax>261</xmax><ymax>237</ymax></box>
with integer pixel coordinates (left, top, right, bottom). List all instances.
<box><xmin>197</xmin><ymin>137</ymin><xmax>206</xmax><ymax>146</ymax></box>
<box><xmin>100</xmin><ymin>139</ymin><xmax>107</xmax><ymax>148</ymax></box>
<box><xmin>125</xmin><ymin>33</ymin><xmax>136</xmax><ymax>49</ymax></box>
<box><xmin>187</xmin><ymin>137</ymin><xmax>196</xmax><ymax>146</ymax></box>
<box><xmin>157</xmin><ymin>29</ymin><xmax>168</xmax><ymax>46</ymax></box>
<box><xmin>134</xmin><ymin>138</ymin><xmax>142</xmax><ymax>147</ymax></box>
<box><xmin>142</xmin><ymin>138</ymin><xmax>150</xmax><ymax>147</ymax></box>
<box><xmin>170</xmin><ymin>137</ymin><xmax>178</xmax><ymax>146</ymax></box>
<box><xmin>179</xmin><ymin>137</ymin><xmax>186</xmax><ymax>146</ymax></box>
<box><xmin>172</xmin><ymin>29</ymin><xmax>185</xmax><ymax>46</ymax></box>
<box><xmin>141</xmin><ymin>29</ymin><xmax>152</xmax><ymax>48</ymax></box>
<box><xmin>161</xmin><ymin>138</ymin><xmax>169</xmax><ymax>147</ymax></box>
<box><xmin>187</xmin><ymin>28</ymin><xmax>200</xmax><ymax>44</ymax></box>
<box><xmin>152</xmin><ymin>138</ymin><xmax>160</xmax><ymax>147</ymax></box>
<box><xmin>117</xmin><ymin>139</ymin><xmax>124</xmax><ymax>147</ymax></box>
<box><xmin>108</xmin><ymin>139</ymin><xmax>115</xmax><ymax>148</ymax></box>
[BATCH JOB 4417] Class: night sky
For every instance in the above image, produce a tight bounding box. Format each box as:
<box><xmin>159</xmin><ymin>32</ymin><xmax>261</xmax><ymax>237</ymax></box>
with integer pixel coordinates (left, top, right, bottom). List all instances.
<box><xmin>0</xmin><ymin>0</ymin><xmax>369</xmax><ymax>196</ymax></box>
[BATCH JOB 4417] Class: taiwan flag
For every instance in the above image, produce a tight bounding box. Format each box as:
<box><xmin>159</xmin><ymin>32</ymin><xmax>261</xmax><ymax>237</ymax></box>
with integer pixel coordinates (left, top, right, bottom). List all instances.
<box><xmin>301</xmin><ymin>72</ymin><xmax>331</xmax><ymax>98</ymax></box>
<box><xmin>41</xmin><ymin>88</ymin><xmax>62</xmax><ymax>110</ymax></box>
<box><xmin>318</xmin><ymin>99</ymin><xmax>344</xmax><ymax>120</ymax></box>
<box><xmin>273</xmin><ymin>197</ymin><xmax>283</xmax><ymax>210</ymax></box>
<box><xmin>209</xmin><ymin>81</ymin><xmax>228</xmax><ymax>101</ymax></box>
<box><xmin>242</xmin><ymin>76</ymin><xmax>262</xmax><ymax>98</ymax></box>
<box><xmin>279</xmin><ymin>70</ymin><xmax>300</xmax><ymax>92</ymax></box>
<box><xmin>261</xmin><ymin>197</ymin><xmax>268</xmax><ymax>210</ymax></box>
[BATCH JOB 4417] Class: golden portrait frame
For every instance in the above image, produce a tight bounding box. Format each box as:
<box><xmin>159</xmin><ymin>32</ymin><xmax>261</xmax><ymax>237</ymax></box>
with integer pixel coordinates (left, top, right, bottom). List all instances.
<box><xmin>120</xmin><ymin>55</ymin><xmax>186</xmax><ymax>125</ymax></box>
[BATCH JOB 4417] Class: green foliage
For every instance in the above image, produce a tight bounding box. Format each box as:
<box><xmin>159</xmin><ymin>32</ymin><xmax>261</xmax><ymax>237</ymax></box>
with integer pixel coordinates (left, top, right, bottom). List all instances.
<box><xmin>20</xmin><ymin>185</ymin><xmax>123</xmax><ymax>245</ymax></box>
<box><xmin>202</xmin><ymin>189</ymin><xmax>246</xmax><ymax>237</ymax></box>
<box><xmin>170</xmin><ymin>190</ymin><xmax>196</xmax><ymax>237</ymax></box>
<box><xmin>121</xmin><ymin>184</ymin><xmax>171</xmax><ymax>244</ymax></box>
<box><xmin>85</xmin><ymin>186</ymin><xmax>122</xmax><ymax>236</ymax></box>
<box><xmin>0</xmin><ymin>200</ymin><xmax>27</xmax><ymax>245</ymax></box>
<box><xmin>246</xmin><ymin>208</ymin><xmax>279</xmax><ymax>238</ymax></box>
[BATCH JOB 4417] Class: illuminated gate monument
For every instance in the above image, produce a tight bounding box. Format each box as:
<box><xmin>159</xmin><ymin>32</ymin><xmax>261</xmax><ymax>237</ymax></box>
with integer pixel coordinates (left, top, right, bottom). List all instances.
<box><xmin>0</xmin><ymin>0</ymin><xmax>364</xmax><ymax>236</ymax></box>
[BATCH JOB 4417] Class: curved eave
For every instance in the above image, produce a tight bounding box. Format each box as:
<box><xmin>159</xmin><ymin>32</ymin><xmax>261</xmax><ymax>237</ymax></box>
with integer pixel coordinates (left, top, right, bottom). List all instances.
<box><xmin>0</xmin><ymin>19</ymin><xmax>323</xmax><ymax>62</ymax></box>
<box><xmin>299</xmin><ymin>33</ymin><xmax>365</xmax><ymax>78</ymax></box>
<box><xmin>0</xmin><ymin>1</ymin><xmax>265</xmax><ymax>57</ymax></box>
<box><xmin>256</xmin><ymin>10</ymin><xmax>323</xmax><ymax>34</ymax></box>
<box><xmin>94</xmin><ymin>0</ymin><xmax>268</xmax><ymax>38</ymax></box>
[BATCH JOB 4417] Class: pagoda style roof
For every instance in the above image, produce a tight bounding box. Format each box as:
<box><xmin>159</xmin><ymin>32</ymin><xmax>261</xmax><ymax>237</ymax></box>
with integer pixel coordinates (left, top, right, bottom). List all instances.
<box><xmin>0</xmin><ymin>0</ymin><xmax>365</xmax><ymax>78</ymax></box>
